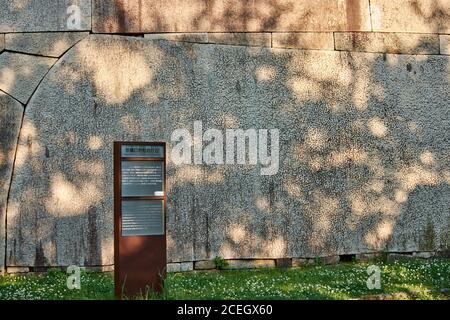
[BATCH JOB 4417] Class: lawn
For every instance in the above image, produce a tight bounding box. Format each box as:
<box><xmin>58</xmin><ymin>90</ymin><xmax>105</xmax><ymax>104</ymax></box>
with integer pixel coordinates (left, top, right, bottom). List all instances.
<box><xmin>0</xmin><ymin>259</ymin><xmax>448</xmax><ymax>300</ymax></box>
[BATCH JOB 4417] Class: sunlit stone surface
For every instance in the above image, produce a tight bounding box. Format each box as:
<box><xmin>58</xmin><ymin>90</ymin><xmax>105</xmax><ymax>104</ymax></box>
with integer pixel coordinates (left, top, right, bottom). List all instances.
<box><xmin>6</xmin><ymin>35</ymin><xmax>450</xmax><ymax>267</ymax></box>
<box><xmin>0</xmin><ymin>52</ymin><xmax>56</xmax><ymax>104</ymax></box>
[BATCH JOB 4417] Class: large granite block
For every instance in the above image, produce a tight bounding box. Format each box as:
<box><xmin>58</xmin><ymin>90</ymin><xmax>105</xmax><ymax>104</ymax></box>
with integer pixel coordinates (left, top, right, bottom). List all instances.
<box><xmin>6</xmin><ymin>35</ymin><xmax>450</xmax><ymax>267</ymax></box>
<box><xmin>371</xmin><ymin>0</ymin><xmax>450</xmax><ymax>33</ymax></box>
<box><xmin>93</xmin><ymin>0</ymin><xmax>371</xmax><ymax>33</ymax></box>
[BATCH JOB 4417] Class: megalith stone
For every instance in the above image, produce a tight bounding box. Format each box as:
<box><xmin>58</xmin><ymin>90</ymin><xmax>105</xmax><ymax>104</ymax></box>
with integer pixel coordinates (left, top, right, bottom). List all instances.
<box><xmin>0</xmin><ymin>92</ymin><xmax>23</xmax><ymax>273</ymax></box>
<box><xmin>0</xmin><ymin>52</ymin><xmax>57</xmax><ymax>104</ymax></box>
<box><xmin>6</xmin><ymin>35</ymin><xmax>450</xmax><ymax>268</ymax></box>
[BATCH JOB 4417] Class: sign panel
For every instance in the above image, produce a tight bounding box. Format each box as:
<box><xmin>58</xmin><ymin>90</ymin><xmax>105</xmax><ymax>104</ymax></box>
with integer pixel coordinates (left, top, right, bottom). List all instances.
<box><xmin>121</xmin><ymin>161</ymin><xmax>164</xmax><ymax>197</ymax></box>
<box><xmin>114</xmin><ymin>142</ymin><xmax>166</xmax><ymax>298</ymax></box>
<box><xmin>121</xmin><ymin>200</ymin><xmax>164</xmax><ymax>236</ymax></box>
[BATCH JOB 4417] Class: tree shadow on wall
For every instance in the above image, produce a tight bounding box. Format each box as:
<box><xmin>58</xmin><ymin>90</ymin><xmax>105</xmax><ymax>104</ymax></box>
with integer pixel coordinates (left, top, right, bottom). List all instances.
<box><xmin>3</xmin><ymin>2</ymin><xmax>450</xmax><ymax>270</ymax></box>
<box><xmin>94</xmin><ymin>0</ymin><xmax>367</xmax><ymax>33</ymax></box>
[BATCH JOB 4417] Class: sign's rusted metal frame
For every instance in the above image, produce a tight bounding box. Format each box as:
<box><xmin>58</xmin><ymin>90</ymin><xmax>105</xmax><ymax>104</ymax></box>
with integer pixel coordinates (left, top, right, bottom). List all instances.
<box><xmin>114</xmin><ymin>141</ymin><xmax>167</xmax><ymax>298</ymax></box>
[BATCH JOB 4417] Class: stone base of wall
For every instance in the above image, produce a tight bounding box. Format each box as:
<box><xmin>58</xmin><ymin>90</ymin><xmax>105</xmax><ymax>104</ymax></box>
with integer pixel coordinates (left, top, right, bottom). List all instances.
<box><xmin>3</xmin><ymin>251</ymin><xmax>448</xmax><ymax>274</ymax></box>
<box><xmin>167</xmin><ymin>262</ymin><xmax>194</xmax><ymax>273</ymax></box>
<box><xmin>166</xmin><ymin>251</ymin><xmax>449</xmax><ymax>273</ymax></box>
<box><xmin>6</xmin><ymin>267</ymin><xmax>30</xmax><ymax>274</ymax></box>
<box><xmin>5</xmin><ymin>265</ymin><xmax>115</xmax><ymax>274</ymax></box>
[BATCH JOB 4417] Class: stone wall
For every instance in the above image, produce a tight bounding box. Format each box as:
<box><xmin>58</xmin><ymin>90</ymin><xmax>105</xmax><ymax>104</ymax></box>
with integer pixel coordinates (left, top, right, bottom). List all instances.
<box><xmin>0</xmin><ymin>0</ymin><xmax>449</xmax><ymax>273</ymax></box>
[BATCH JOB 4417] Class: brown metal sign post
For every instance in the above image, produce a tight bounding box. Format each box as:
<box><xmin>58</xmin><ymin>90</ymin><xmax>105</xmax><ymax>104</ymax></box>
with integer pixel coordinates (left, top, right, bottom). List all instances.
<box><xmin>114</xmin><ymin>142</ymin><xmax>167</xmax><ymax>298</ymax></box>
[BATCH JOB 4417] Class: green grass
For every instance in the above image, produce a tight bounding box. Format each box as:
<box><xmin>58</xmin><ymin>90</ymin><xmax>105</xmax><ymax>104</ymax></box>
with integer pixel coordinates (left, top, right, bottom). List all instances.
<box><xmin>0</xmin><ymin>268</ymin><xmax>113</xmax><ymax>300</ymax></box>
<box><xmin>0</xmin><ymin>259</ymin><xmax>449</xmax><ymax>300</ymax></box>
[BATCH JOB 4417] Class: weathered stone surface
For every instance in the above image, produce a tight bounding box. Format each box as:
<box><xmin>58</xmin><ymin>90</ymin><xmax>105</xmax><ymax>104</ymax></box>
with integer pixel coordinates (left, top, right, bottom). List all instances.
<box><xmin>361</xmin><ymin>292</ymin><xmax>410</xmax><ymax>300</ymax></box>
<box><xmin>335</xmin><ymin>32</ymin><xmax>440</xmax><ymax>54</ymax></box>
<box><xmin>93</xmin><ymin>0</ymin><xmax>371</xmax><ymax>33</ymax></box>
<box><xmin>0</xmin><ymin>92</ymin><xmax>23</xmax><ymax>274</ymax></box>
<box><xmin>355</xmin><ymin>253</ymin><xmax>381</xmax><ymax>262</ymax></box>
<box><xmin>167</xmin><ymin>262</ymin><xmax>194</xmax><ymax>272</ymax></box>
<box><xmin>371</xmin><ymin>0</ymin><xmax>450</xmax><ymax>33</ymax></box>
<box><xmin>207</xmin><ymin>33</ymin><xmax>271</xmax><ymax>47</ymax></box>
<box><xmin>85</xmin><ymin>265</ymin><xmax>114</xmax><ymax>272</ymax></box>
<box><xmin>435</xmin><ymin>250</ymin><xmax>450</xmax><ymax>258</ymax></box>
<box><xmin>0</xmin><ymin>34</ymin><xmax>4</xmax><ymax>52</ymax></box>
<box><xmin>6</xmin><ymin>267</ymin><xmax>29</xmax><ymax>274</ymax></box>
<box><xmin>144</xmin><ymin>33</ymin><xmax>208</xmax><ymax>43</ymax></box>
<box><xmin>323</xmin><ymin>255</ymin><xmax>340</xmax><ymax>265</ymax></box>
<box><xmin>412</xmin><ymin>251</ymin><xmax>435</xmax><ymax>259</ymax></box>
<box><xmin>387</xmin><ymin>253</ymin><xmax>415</xmax><ymax>262</ymax></box>
<box><xmin>225</xmin><ymin>259</ymin><xmax>275</xmax><ymax>269</ymax></box>
<box><xmin>0</xmin><ymin>0</ymin><xmax>91</xmax><ymax>33</ymax></box>
<box><xmin>272</xmin><ymin>32</ymin><xmax>334</xmax><ymax>50</ymax></box>
<box><xmin>6</xmin><ymin>35</ymin><xmax>450</xmax><ymax>268</ymax></box>
<box><xmin>5</xmin><ymin>32</ymin><xmax>89</xmax><ymax>58</ymax></box>
<box><xmin>440</xmin><ymin>35</ymin><xmax>450</xmax><ymax>55</ymax></box>
<box><xmin>275</xmin><ymin>258</ymin><xmax>292</xmax><ymax>268</ymax></box>
<box><xmin>0</xmin><ymin>53</ymin><xmax>57</xmax><ymax>104</ymax></box>
<box><xmin>292</xmin><ymin>258</ymin><xmax>315</xmax><ymax>267</ymax></box>
<box><xmin>166</xmin><ymin>263</ymin><xmax>178</xmax><ymax>273</ymax></box>
<box><xmin>194</xmin><ymin>260</ymin><xmax>216</xmax><ymax>270</ymax></box>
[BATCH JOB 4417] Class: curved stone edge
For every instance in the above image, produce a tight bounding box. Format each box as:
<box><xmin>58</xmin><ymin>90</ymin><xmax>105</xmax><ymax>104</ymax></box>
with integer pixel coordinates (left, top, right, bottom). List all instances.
<box><xmin>5</xmin><ymin>32</ymin><xmax>90</xmax><ymax>58</ymax></box>
<box><xmin>0</xmin><ymin>52</ymin><xmax>57</xmax><ymax>104</ymax></box>
<box><xmin>5</xmin><ymin>35</ymin><xmax>152</xmax><ymax>268</ymax></box>
<box><xmin>0</xmin><ymin>92</ymin><xmax>23</xmax><ymax>274</ymax></box>
<box><xmin>1</xmin><ymin>35</ymin><xmax>94</xmax><ymax>271</ymax></box>
<box><xmin>0</xmin><ymin>31</ymin><xmax>90</xmax><ymax>106</ymax></box>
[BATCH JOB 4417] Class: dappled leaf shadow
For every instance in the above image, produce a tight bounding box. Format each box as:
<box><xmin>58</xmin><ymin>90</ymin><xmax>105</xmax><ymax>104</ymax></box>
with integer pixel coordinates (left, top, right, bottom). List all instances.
<box><xmin>2</xmin><ymin>2</ymin><xmax>450</xmax><ymax>269</ymax></box>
